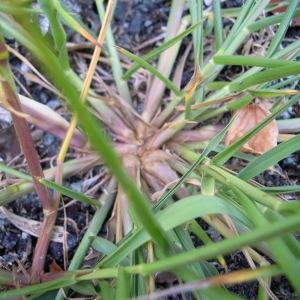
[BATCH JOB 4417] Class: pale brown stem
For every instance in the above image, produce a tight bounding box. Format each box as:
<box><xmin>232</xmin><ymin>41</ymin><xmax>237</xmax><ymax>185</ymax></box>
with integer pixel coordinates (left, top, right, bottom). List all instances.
<box><xmin>113</xmin><ymin>143</ymin><xmax>138</xmax><ymax>156</ymax></box>
<box><xmin>89</xmin><ymin>96</ymin><xmax>136</xmax><ymax>142</ymax></box>
<box><xmin>145</xmin><ymin>119</ymin><xmax>185</xmax><ymax>150</ymax></box>
<box><xmin>172</xmin><ymin>125</ymin><xmax>223</xmax><ymax>143</ymax></box>
<box><xmin>152</xmin><ymin>42</ymin><xmax>193</xmax><ymax>128</ymax></box>
<box><xmin>142</xmin><ymin>0</ymin><xmax>186</xmax><ymax>122</ymax></box>
<box><xmin>142</xmin><ymin>150</ymin><xmax>189</xmax><ymax>199</ymax></box>
<box><xmin>18</xmin><ymin>95</ymin><xmax>86</xmax><ymax>148</ymax></box>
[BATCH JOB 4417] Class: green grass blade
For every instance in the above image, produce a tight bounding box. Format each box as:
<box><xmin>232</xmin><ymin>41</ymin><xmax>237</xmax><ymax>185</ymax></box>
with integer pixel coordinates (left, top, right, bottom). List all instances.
<box><xmin>95</xmin><ymin>0</ymin><xmax>131</xmax><ymax>103</ymax></box>
<box><xmin>230</xmin><ymin>187</ymin><xmax>300</xmax><ymax>293</ymax></box>
<box><xmin>98</xmin><ymin>194</ymin><xmax>249</xmax><ymax>268</ymax></box>
<box><xmin>154</xmin><ymin>119</ymin><xmax>233</xmax><ymax>211</ymax></box>
<box><xmin>54</xmin><ymin>181</ymin><xmax>116</xmax><ymax>300</ymax></box>
<box><xmin>248</xmin><ymin>88</ymin><xmax>300</xmax><ymax>99</ymax></box>
<box><xmin>118</xmin><ymin>47</ymin><xmax>182</xmax><ymax>97</ymax></box>
<box><xmin>125</xmin><ymin>215</ymin><xmax>300</xmax><ymax>277</ymax></box>
<box><xmin>248</xmin><ymin>8</ymin><xmax>300</xmax><ymax>33</ymax></box>
<box><xmin>229</xmin><ymin>65</ymin><xmax>300</xmax><ymax>92</ymax></box>
<box><xmin>177</xmin><ymin>146</ymin><xmax>283</xmax><ymax>210</ymax></box>
<box><xmin>0</xmin><ymin>2</ymin><xmax>40</xmax><ymax>14</ymax></box>
<box><xmin>0</xmin><ymin>162</ymin><xmax>32</xmax><ymax>181</ymax></box>
<box><xmin>92</xmin><ymin>237</ymin><xmax>118</xmax><ymax>258</ymax></box>
<box><xmin>213</xmin><ymin>55</ymin><xmax>297</xmax><ymax>68</ymax></box>
<box><xmin>207</xmin><ymin>39</ymin><xmax>300</xmax><ymax>102</ymax></box>
<box><xmin>98</xmin><ymin>281</ymin><xmax>115</xmax><ymax>300</ymax></box>
<box><xmin>213</xmin><ymin>0</ymin><xmax>223</xmax><ymax>50</ymax></box>
<box><xmin>189</xmin><ymin>0</ymin><xmax>203</xmax><ymax>66</ymax></box>
<box><xmin>239</xmin><ymin>134</ymin><xmax>300</xmax><ymax>180</ymax></box>
<box><xmin>38</xmin><ymin>0</ymin><xmax>69</xmax><ymax>69</ymax></box>
<box><xmin>221</xmin><ymin>0</ymin><xmax>255</xmax><ymax>45</ymax></box>
<box><xmin>266</xmin><ymin>0</ymin><xmax>299</xmax><ymax>56</ymax></box>
<box><xmin>115</xmin><ymin>268</ymin><xmax>130</xmax><ymax>300</ymax></box>
<box><xmin>122</xmin><ymin>21</ymin><xmax>205</xmax><ymax>80</ymax></box>
<box><xmin>0</xmin><ymin>162</ymin><xmax>101</xmax><ymax>208</ymax></box>
<box><xmin>41</xmin><ymin>179</ymin><xmax>101</xmax><ymax>207</ymax></box>
<box><xmin>0</xmin><ymin>273</ymin><xmax>78</xmax><ymax>300</ymax></box>
<box><xmin>262</xmin><ymin>185</ymin><xmax>300</xmax><ymax>194</ymax></box>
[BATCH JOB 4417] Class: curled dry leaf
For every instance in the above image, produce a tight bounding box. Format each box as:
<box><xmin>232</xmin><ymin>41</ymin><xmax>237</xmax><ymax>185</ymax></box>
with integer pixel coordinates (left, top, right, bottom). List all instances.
<box><xmin>225</xmin><ymin>103</ymin><xmax>278</xmax><ymax>155</ymax></box>
<box><xmin>0</xmin><ymin>207</ymin><xmax>68</xmax><ymax>243</ymax></box>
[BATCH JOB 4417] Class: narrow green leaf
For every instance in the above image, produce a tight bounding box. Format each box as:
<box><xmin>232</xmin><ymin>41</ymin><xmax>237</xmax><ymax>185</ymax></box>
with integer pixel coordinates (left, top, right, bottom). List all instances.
<box><xmin>99</xmin><ymin>195</ymin><xmax>249</xmax><ymax>268</ymax></box>
<box><xmin>95</xmin><ymin>0</ymin><xmax>131</xmax><ymax>103</ymax></box>
<box><xmin>0</xmin><ymin>273</ymin><xmax>77</xmax><ymax>300</ymax></box>
<box><xmin>239</xmin><ymin>134</ymin><xmax>300</xmax><ymax>180</ymax></box>
<box><xmin>115</xmin><ymin>268</ymin><xmax>130</xmax><ymax>300</ymax></box>
<box><xmin>38</xmin><ymin>0</ymin><xmax>69</xmax><ymax>69</ymax></box>
<box><xmin>154</xmin><ymin>119</ymin><xmax>233</xmax><ymax>211</ymax></box>
<box><xmin>92</xmin><ymin>237</ymin><xmax>118</xmax><ymax>256</ymax></box>
<box><xmin>118</xmin><ymin>47</ymin><xmax>182</xmax><ymax>97</ymax></box>
<box><xmin>70</xmin><ymin>282</ymin><xmax>97</xmax><ymax>296</ymax></box>
<box><xmin>123</xmin><ymin>21</ymin><xmax>204</xmax><ymax>80</ymax></box>
<box><xmin>229</xmin><ymin>65</ymin><xmax>300</xmax><ymax>92</ymax></box>
<box><xmin>262</xmin><ymin>185</ymin><xmax>300</xmax><ymax>194</ymax></box>
<box><xmin>0</xmin><ymin>162</ymin><xmax>101</xmax><ymax>208</ymax></box>
<box><xmin>0</xmin><ymin>162</ymin><xmax>32</xmax><ymax>181</ymax></box>
<box><xmin>248</xmin><ymin>88</ymin><xmax>300</xmax><ymax>98</ymax></box>
<box><xmin>248</xmin><ymin>8</ymin><xmax>300</xmax><ymax>33</ymax></box>
<box><xmin>206</xmin><ymin>81</ymin><xmax>228</xmax><ymax>91</ymax></box>
<box><xmin>99</xmin><ymin>281</ymin><xmax>115</xmax><ymax>300</ymax></box>
<box><xmin>213</xmin><ymin>0</ymin><xmax>223</xmax><ymax>50</ymax></box>
<box><xmin>213</xmin><ymin>55</ymin><xmax>297</xmax><ymax>68</ymax></box>
<box><xmin>125</xmin><ymin>213</ymin><xmax>300</xmax><ymax>276</ymax></box>
<box><xmin>266</xmin><ymin>0</ymin><xmax>299</xmax><ymax>56</ymax></box>
<box><xmin>41</xmin><ymin>178</ymin><xmax>101</xmax><ymax>208</ymax></box>
<box><xmin>55</xmin><ymin>182</ymin><xmax>115</xmax><ymax>300</ymax></box>
<box><xmin>189</xmin><ymin>0</ymin><xmax>203</xmax><ymax>66</ymax></box>
<box><xmin>230</xmin><ymin>187</ymin><xmax>300</xmax><ymax>293</ymax></box>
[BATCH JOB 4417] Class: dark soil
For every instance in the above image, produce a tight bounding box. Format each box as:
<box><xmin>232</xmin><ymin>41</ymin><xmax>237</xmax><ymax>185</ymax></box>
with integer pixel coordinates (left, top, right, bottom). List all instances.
<box><xmin>1</xmin><ymin>1</ymin><xmax>299</xmax><ymax>299</ymax></box>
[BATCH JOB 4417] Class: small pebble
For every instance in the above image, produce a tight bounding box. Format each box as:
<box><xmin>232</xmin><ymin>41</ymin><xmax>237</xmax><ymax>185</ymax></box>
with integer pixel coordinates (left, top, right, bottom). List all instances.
<box><xmin>70</xmin><ymin>181</ymin><xmax>82</xmax><ymax>193</ymax></box>
<box><xmin>2</xmin><ymin>254</ymin><xmax>17</xmax><ymax>265</ymax></box>
<box><xmin>281</xmin><ymin>156</ymin><xmax>298</xmax><ymax>168</ymax></box>
<box><xmin>49</xmin><ymin>242</ymin><xmax>63</xmax><ymax>262</ymax></box>
<box><xmin>47</xmin><ymin>99</ymin><xmax>60</xmax><ymax>110</ymax></box>
<box><xmin>129</xmin><ymin>12</ymin><xmax>142</xmax><ymax>35</ymax></box>
<box><xmin>67</xmin><ymin>234</ymin><xmax>78</xmax><ymax>250</ymax></box>
<box><xmin>20</xmin><ymin>63</ymin><xmax>30</xmax><ymax>73</ymax></box>
<box><xmin>39</xmin><ymin>14</ymin><xmax>50</xmax><ymax>35</ymax></box>
<box><xmin>43</xmin><ymin>133</ymin><xmax>56</xmax><ymax>146</ymax></box>
<box><xmin>39</xmin><ymin>91</ymin><xmax>50</xmax><ymax>104</ymax></box>
<box><xmin>61</xmin><ymin>0</ymin><xmax>82</xmax><ymax>14</ymax></box>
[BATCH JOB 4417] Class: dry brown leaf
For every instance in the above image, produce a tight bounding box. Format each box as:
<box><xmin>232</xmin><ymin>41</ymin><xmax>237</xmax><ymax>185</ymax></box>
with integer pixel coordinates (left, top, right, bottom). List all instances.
<box><xmin>184</xmin><ymin>64</ymin><xmax>203</xmax><ymax>101</ymax></box>
<box><xmin>0</xmin><ymin>207</ymin><xmax>67</xmax><ymax>243</ymax></box>
<box><xmin>49</xmin><ymin>260</ymin><xmax>63</xmax><ymax>273</ymax></box>
<box><xmin>225</xmin><ymin>103</ymin><xmax>278</xmax><ymax>155</ymax></box>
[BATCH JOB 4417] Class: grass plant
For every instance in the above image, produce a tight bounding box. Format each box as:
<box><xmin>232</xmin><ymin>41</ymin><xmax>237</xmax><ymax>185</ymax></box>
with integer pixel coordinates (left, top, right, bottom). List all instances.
<box><xmin>0</xmin><ymin>0</ymin><xmax>300</xmax><ymax>299</ymax></box>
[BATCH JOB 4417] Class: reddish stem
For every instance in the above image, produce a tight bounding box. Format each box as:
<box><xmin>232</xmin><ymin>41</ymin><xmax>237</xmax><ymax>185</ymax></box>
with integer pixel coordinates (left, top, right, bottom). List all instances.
<box><xmin>0</xmin><ymin>40</ymin><xmax>55</xmax><ymax>282</ymax></box>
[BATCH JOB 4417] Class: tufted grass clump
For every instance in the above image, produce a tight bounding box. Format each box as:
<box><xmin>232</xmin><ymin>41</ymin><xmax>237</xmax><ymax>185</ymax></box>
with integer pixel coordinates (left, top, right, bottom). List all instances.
<box><xmin>0</xmin><ymin>1</ymin><xmax>300</xmax><ymax>299</ymax></box>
